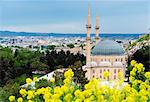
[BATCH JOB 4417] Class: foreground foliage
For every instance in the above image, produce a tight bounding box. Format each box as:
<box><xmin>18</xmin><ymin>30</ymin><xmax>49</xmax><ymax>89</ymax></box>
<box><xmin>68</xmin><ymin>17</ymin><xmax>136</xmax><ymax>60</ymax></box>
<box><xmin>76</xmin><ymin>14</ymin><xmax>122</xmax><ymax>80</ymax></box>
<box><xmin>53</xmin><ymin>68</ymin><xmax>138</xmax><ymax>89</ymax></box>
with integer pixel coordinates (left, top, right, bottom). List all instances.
<box><xmin>9</xmin><ymin>61</ymin><xmax>150</xmax><ymax>102</ymax></box>
<box><xmin>130</xmin><ymin>45</ymin><xmax>150</xmax><ymax>72</ymax></box>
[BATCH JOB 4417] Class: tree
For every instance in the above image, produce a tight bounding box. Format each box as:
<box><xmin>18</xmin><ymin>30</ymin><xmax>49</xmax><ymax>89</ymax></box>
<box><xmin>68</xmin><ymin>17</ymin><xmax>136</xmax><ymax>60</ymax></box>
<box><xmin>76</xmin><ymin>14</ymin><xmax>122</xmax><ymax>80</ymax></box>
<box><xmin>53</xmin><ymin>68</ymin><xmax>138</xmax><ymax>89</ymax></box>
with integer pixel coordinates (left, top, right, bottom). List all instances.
<box><xmin>67</xmin><ymin>44</ymin><xmax>75</xmax><ymax>48</ymax></box>
<box><xmin>71</xmin><ymin>61</ymin><xmax>88</xmax><ymax>88</ymax></box>
<box><xmin>47</xmin><ymin>45</ymin><xmax>56</xmax><ymax>50</ymax></box>
<box><xmin>53</xmin><ymin>61</ymin><xmax>88</xmax><ymax>88</ymax></box>
<box><xmin>130</xmin><ymin>45</ymin><xmax>150</xmax><ymax>72</ymax></box>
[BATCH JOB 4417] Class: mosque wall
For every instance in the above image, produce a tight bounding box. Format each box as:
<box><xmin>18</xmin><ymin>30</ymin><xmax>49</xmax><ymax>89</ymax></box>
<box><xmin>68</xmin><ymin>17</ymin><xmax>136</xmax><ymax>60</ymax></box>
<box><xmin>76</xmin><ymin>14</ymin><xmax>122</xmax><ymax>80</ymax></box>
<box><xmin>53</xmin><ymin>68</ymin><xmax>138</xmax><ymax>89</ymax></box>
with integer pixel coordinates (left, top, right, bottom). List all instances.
<box><xmin>90</xmin><ymin>55</ymin><xmax>127</xmax><ymax>66</ymax></box>
<box><xmin>85</xmin><ymin>67</ymin><xmax>125</xmax><ymax>80</ymax></box>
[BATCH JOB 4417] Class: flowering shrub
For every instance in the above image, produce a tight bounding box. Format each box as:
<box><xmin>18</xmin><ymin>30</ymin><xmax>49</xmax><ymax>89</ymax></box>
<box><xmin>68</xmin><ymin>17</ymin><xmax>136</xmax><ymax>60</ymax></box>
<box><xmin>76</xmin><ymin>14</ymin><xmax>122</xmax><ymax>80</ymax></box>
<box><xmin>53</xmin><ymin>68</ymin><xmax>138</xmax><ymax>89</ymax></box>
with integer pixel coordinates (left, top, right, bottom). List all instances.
<box><xmin>9</xmin><ymin>61</ymin><xmax>150</xmax><ymax>102</ymax></box>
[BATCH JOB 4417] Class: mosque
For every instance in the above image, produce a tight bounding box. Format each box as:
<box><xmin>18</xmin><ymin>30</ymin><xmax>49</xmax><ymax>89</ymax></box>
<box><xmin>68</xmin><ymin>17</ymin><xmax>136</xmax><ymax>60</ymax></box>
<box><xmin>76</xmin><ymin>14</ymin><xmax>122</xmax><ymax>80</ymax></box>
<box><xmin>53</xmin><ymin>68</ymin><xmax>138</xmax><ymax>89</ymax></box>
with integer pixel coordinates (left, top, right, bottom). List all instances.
<box><xmin>85</xmin><ymin>6</ymin><xmax>127</xmax><ymax>80</ymax></box>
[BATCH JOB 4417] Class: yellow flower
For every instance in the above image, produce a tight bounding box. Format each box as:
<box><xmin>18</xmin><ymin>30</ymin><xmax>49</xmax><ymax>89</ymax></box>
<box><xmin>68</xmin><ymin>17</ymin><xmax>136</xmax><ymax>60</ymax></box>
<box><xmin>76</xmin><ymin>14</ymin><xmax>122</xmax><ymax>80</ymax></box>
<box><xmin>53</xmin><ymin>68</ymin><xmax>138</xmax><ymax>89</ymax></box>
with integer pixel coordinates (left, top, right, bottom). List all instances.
<box><xmin>61</xmin><ymin>85</ymin><xmax>68</xmax><ymax>93</ymax></box>
<box><xmin>129</xmin><ymin>76</ymin><xmax>135</xmax><ymax>82</ymax></box>
<box><xmin>63</xmin><ymin>78</ymin><xmax>70</xmax><ymax>85</ymax></box>
<box><xmin>64</xmin><ymin>69</ymin><xmax>74</xmax><ymax>78</ymax></box>
<box><xmin>130</xmin><ymin>71</ymin><xmax>135</xmax><ymax>76</ymax></box>
<box><xmin>97</xmin><ymin>95</ymin><xmax>104</xmax><ymax>102</ymax></box>
<box><xmin>26</xmin><ymin>78</ymin><xmax>32</xmax><ymax>84</ymax></box>
<box><xmin>83</xmin><ymin>90</ymin><xmax>92</xmax><ymax>98</ymax></box>
<box><xmin>9</xmin><ymin>96</ymin><xmax>15</xmax><ymax>102</ymax></box>
<box><xmin>50</xmin><ymin>78</ymin><xmax>55</xmax><ymax>83</ymax></box>
<box><xmin>103</xmin><ymin>71</ymin><xmax>109</xmax><ymax>79</ymax></box>
<box><xmin>28</xmin><ymin>100</ymin><xmax>33</xmax><ymax>102</ymax></box>
<box><xmin>140</xmin><ymin>96</ymin><xmax>147</xmax><ymax>102</ymax></box>
<box><xmin>74</xmin><ymin>89</ymin><xmax>81</xmax><ymax>97</ymax></box>
<box><xmin>27</xmin><ymin>90</ymin><xmax>34</xmax><ymax>100</ymax></box>
<box><xmin>145</xmin><ymin>72</ymin><xmax>150</xmax><ymax>79</ymax></box>
<box><xmin>130</xmin><ymin>60</ymin><xmax>137</xmax><ymax>66</ymax></box>
<box><xmin>33</xmin><ymin>77</ymin><xmax>38</xmax><ymax>82</ymax></box>
<box><xmin>17</xmin><ymin>97</ymin><xmax>23</xmax><ymax>102</ymax></box>
<box><xmin>43</xmin><ymin>92</ymin><xmax>51</xmax><ymax>100</ymax></box>
<box><xmin>52</xmin><ymin>94</ymin><xmax>61</xmax><ymax>99</ymax></box>
<box><xmin>118</xmin><ymin>71</ymin><xmax>124</xmax><ymax>79</ymax></box>
<box><xmin>54</xmin><ymin>86</ymin><xmax>63</xmax><ymax>96</ymax></box>
<box><xmin>19</xmin><ymin>88</ymin><xmax>27</xmax><ymax>97</ymax></box>
<box><xmin>137</xmin><ymin>63</ymin><xmax>144</xmax><ymax>73</ymax></box>
<box><xmin>64</xmin><ymin>93</ymin><xmax>72</xmax><ymax>102</ymax></box>
<box><xmin>126</xmin><ymin>96</ymin><xmax>135</xmax><ymax>102</ymax></box>
<box><xmin>75</xmin><ymin>99</ymin><xmax>82</xmax><ymax>102</ymax></box>
<box><xmin>84</xmin><ymin>98</ymin><xmax>91</xmax><ymax>102</ymax></box>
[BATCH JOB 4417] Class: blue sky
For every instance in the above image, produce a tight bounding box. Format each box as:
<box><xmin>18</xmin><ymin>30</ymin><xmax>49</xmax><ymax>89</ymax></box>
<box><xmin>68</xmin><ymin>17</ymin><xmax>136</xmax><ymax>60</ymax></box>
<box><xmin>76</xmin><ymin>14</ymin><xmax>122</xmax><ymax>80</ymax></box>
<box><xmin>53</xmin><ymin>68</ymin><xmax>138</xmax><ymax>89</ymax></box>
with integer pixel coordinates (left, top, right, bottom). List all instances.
<box><xmin>0</xmin><ymin>0</ymin><xmax>149</xmax><ymax>33</ymax></box>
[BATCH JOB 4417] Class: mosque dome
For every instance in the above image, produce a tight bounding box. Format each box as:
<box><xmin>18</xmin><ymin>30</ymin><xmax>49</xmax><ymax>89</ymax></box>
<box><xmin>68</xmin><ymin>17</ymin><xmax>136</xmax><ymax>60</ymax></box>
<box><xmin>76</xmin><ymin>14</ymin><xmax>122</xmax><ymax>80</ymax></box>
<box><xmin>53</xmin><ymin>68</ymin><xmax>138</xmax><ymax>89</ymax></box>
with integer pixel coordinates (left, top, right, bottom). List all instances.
<box><xmin>91</xmin><ymin>40</ymin><xmax>124</xmax><ymax>55</ymax></box>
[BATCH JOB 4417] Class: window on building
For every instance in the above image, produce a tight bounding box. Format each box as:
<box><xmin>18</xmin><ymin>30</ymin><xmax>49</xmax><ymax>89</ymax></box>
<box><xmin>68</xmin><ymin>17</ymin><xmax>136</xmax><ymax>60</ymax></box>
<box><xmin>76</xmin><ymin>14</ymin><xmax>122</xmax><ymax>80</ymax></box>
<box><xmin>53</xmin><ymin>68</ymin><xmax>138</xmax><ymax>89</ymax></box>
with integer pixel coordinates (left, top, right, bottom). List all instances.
<box><xmin>93</xmin><ymin>75</ymin><xmax>94</xmax><ymax>78</ymax></box>
<box><xmin>121</xmin><ymin>58</ymin><xmax>123</xmax><ymax>62</ymax></box>
<box><xmin>100</xmin><ymin>75</ymin><xmax>102</xmax><ymax>78</ymax></box>
<box><xmin>118</xmin><ymin>69</ymin><xmax>121</xmax><ymax>73</ymax></box>
<box><xmin>107</xmin><ymin>69</ymin><xmax>109</xmax><ymax>72</ymax></box>
<box><xmin>114</xmin><ymin>75</ymin><xmax>116</xmax><ymax>79</ymax></box>
<box><xmin>100</xmin><ymin>69</ymin><xmax>102</xmax><ymax>73</ymax></box>
<box><xmin>116</xmin><ymin>59</ymin><xmax>117</xmax><ymax>61</ymax></box>
<box><xmin>93</xmin><ymin>70</ymin><xmax>95</xmax><ymax>73</ymax></box>
<box><xmin>114</xmin><ymin>69</ymin><xmax>116</xmax><ymax>73</ymax></box>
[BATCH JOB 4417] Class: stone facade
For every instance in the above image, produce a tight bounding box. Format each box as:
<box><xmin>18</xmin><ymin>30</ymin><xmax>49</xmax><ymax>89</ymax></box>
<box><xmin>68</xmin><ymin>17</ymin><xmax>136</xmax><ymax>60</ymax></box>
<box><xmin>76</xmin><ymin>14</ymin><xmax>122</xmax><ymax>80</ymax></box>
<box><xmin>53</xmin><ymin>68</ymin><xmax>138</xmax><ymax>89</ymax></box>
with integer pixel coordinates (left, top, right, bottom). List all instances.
<box><xmin>84</xmin><ymin>5</ymin><xmax>127</xmax><ymax>80</ymax></box>
<box><xmin>85</xmin><ymin>55</ymin><xmax>126</xmax><ymax>80</ymax></box>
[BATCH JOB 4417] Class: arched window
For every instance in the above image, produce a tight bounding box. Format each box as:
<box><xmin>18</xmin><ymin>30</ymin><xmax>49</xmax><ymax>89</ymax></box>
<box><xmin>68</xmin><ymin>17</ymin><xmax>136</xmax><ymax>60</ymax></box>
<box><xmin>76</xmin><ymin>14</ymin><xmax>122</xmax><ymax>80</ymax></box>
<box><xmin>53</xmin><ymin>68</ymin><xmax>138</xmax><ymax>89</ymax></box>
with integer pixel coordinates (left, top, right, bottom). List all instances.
<box><xmin>116</xmin><ymin>59</ymin><xmax>117</xmax><ymax>61</ymax></box>
<box><xmin>93</xmin><ymin>70</ymin><xmax>95</xmax><ymax>73</ymax></box>
<box><xmin>114</xmin><ymin>69</ymin><xmax>116</xmax><ymax>73</ymax></box>
<box><xmin>100</xmin><ymin>69</ymin><xmax>102</xmax><ymax>73</ymax></box>
<box><xmin>114</xmin><ymin>75</ymin><xmax>116</xmax><ymax>79</ymax></box>
<box><xmin>121</xmin><ymin>58</ymin><xmax>123</xmax><ymax>62</ymax></box>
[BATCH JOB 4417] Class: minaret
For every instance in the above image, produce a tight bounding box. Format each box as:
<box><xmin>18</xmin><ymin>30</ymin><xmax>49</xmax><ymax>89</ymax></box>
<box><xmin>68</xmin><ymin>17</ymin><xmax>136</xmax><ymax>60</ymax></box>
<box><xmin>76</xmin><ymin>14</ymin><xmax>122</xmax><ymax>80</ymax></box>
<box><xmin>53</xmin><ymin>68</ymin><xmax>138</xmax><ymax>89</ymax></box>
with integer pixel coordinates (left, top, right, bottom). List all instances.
<box><xmin>86</xmin><ymin>5</ymin><xmax>91</xmax><ymax>67</ymax></box>
<box><xmin>95</xmin><ymin>15</ymin><xmax>100</xmax><ymax>44</ymax></box>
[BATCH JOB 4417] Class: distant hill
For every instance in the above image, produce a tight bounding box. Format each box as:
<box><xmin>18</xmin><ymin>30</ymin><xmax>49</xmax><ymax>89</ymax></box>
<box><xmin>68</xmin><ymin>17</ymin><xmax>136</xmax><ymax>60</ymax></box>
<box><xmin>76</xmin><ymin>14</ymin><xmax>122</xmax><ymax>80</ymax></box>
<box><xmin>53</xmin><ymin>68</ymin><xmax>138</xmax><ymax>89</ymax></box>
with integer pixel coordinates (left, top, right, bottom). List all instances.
<box><xmin>0</xmin><ymin>31</ymin><xmax>49</xmax><ymax>36</ymax></box>
<box><xmin>0</xmin><ymin>31</ymin><xmax>144</xmax><ymax>40</ymax></box>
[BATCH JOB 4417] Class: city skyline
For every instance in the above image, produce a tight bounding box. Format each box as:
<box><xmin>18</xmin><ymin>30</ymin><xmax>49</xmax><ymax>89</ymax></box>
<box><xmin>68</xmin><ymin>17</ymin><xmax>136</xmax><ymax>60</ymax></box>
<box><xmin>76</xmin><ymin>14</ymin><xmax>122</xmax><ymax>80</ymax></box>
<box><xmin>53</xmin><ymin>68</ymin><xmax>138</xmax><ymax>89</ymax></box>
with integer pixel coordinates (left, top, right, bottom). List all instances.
<box><xmin>0</xmin><ymin>0</ymin><xmax>149</xmax><ymax>34</ymax></box>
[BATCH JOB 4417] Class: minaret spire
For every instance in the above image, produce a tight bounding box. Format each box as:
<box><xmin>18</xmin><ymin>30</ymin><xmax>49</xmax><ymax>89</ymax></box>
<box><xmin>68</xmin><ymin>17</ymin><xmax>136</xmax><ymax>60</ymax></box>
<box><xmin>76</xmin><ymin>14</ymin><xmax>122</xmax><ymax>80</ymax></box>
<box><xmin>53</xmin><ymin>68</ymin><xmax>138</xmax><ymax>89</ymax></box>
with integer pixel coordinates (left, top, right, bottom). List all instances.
<box><xmin>95</xmin><ymin>14</ymin><xmax>100</xmax><ymax>44</ymax></box>
<box><xmin>86</xmin><ymin>4</ymin><xmax>91</xmax><ymax>37</ymax></box>
<box><xmin>86</xmin><ymin>4</ymin><xmax>91</xmax><ymax>67</ymax></box>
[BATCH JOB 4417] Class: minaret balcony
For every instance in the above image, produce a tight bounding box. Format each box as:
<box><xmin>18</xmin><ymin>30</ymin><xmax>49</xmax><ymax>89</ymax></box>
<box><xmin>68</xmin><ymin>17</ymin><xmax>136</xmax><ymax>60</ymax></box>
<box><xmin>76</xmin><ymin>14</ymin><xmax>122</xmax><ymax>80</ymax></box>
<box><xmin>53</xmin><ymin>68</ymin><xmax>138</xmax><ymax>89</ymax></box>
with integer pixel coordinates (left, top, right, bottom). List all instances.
<box><xmin>95</xmin><ymin>37</ymin><xmax>99</xmax><ymax>39</ymax></box>
<box><xmin>95</xmin><ymin>26</ymin><xmax>99</xmax><ymax>30</ymax></box>
<box><xmin>86</xmin><ymin>37</ymin><xmax>91</xmax><ymax>40</ymax></box>
<box><xmin>86</xmin><ymin>24</ymin><xmax>91</xmax><ymax>29</ymax></box>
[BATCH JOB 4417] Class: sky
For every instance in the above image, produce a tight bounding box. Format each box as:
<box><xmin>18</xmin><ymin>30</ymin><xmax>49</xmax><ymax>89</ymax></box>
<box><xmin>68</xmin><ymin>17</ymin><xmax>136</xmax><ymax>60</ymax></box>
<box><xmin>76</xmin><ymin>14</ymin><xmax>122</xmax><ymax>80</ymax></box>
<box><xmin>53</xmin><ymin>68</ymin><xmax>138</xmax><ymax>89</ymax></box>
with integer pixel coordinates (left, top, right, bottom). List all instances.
<box><xmin>0</xmin><ymin>0</ymin><xmax>149</xmax><ymax>34</ymax></box>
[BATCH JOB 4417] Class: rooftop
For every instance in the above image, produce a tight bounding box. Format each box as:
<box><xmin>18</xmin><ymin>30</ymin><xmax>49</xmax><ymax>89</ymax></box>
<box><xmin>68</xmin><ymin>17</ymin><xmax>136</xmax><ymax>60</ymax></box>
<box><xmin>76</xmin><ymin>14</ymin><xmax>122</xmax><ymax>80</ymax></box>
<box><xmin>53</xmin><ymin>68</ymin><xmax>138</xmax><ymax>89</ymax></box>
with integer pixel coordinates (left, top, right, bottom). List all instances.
<box><xmin>91</xmin><ymin>40</ymin><xmax>125</xmax><ymax>55</ymax></box>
